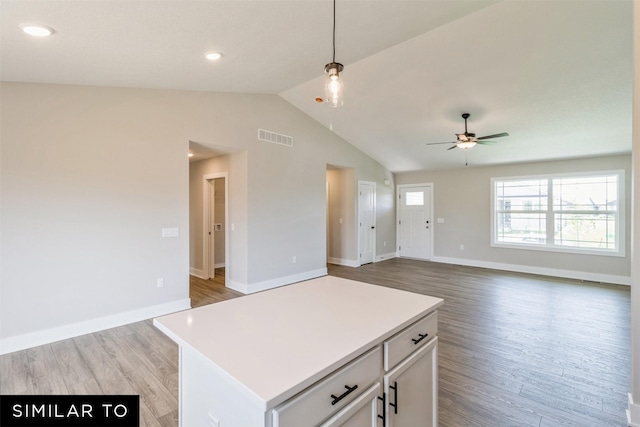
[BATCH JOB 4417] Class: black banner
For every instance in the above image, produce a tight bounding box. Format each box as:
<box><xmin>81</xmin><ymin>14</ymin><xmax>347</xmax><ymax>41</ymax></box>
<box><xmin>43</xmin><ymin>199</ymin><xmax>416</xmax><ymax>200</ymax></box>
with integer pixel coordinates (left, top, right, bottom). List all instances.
<box><xmin>0</xmin><ymin>395</ymin><xmax>139</xmax><ymax>427</ymax></box>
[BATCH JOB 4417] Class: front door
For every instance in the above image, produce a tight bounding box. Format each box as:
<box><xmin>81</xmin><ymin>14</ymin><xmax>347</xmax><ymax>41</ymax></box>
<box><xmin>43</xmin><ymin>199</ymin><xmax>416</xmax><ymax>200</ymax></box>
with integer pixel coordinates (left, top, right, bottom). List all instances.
<box><xmin>398</xmin><ymin>185</ymin><xmax>432</xmax><ymax>260</ymax></box>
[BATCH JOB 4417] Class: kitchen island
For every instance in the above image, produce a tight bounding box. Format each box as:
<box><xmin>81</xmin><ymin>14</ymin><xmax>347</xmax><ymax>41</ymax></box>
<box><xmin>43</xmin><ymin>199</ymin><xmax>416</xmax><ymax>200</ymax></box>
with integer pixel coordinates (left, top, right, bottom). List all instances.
<box><xmin>154</xmin><ymin>275</ymin><xmax>443</xmax><ymax>427</ymax></box>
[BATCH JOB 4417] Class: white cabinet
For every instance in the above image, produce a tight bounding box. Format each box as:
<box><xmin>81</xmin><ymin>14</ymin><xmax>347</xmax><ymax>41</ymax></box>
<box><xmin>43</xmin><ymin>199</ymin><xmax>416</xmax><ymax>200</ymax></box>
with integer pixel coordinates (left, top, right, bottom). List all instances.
<box><xmin>271</xmin><ymin>315</ymin><xmax>438</xmax><ymax>427</ymax></box>
<box><xmin>383</xmin><ymin>338</ymin><xmax>438</xmax><ymax>427</ymax></box>
<box><xmin>153</xmin><ymin>276</ymin><xmax>443</xmax><ymax>427</ymax></box>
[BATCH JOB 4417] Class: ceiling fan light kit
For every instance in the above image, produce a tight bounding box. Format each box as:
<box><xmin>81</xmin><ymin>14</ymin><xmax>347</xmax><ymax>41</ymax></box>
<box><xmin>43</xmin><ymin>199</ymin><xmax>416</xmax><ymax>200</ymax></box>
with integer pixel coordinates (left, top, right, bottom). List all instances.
<box><xmin>324</xmin><ymin>0</ymin><xmax>344</xmax><ymax>107</ymax></box>
<box><xmin>456</xmin><ymin>141</ymin><xmax>477</xmax><ymax>150</ymax></box>
<box><xmin>426</xmin><ymin>113</ymin><xmax>509</xmax><ymax>152</ymax></box>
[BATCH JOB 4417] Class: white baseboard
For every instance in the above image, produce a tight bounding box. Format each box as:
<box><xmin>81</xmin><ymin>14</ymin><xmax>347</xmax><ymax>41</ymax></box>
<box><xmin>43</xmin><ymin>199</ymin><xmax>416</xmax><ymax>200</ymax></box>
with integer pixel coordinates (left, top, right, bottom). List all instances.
<box><xmin>431</xmin><ymin>256</ymin><xmax>631</xmax><ymax>286</ymax></box>
<box><xmin>227</xmin><ymin>268</ymin><xmax>328</xmax><ymax>294</ymax></box>
<box><xmin>628</xmin><ymin>393</ymin><xmax>640</xmax><ymax>426</ymax></box>
<box><xmin>327</xmin><ymin>257</ymin><xmax>359</xmax><ymax>267</ymax></box>
<box><xmin>214</xmin><ymin>263</ymin><xmax>226</xmax><ymax>269</ymax></box>
<box><xmin>375</xmin><ymin>252</ymin><xmax>397</xmax><ymax>263</ymax></box>
<box><xmin>0</xmin><ymin>298</ymin><xmax>191</xmax><ymax>355</ymax></box>
<box><xmin>189</xmin><ymin>267</ymin><xmax>206</xmax><ymax>279</ymax></box>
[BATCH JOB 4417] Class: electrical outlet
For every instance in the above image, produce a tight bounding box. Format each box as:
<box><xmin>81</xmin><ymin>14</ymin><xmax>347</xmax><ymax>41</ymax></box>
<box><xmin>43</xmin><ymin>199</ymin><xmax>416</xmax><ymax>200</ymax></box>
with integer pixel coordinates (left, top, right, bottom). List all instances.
<box><xmin>459</xmin><ymin>244</ymin><xmax>464</xmax><ymax>251</ymax></box>
<box><xmin>384</xmin><ymin>241</ymin><xmax>387</xmax><ymax>247</ymax></box>
<box><xmin>292</xmin><ymin>256</ymin><xmax>297</xmax><ymax>264</ymax></box>
<box><xmin>157</xmin><ymin>278</ymin><xmax>164</xmax><ymax>288</ymax></box>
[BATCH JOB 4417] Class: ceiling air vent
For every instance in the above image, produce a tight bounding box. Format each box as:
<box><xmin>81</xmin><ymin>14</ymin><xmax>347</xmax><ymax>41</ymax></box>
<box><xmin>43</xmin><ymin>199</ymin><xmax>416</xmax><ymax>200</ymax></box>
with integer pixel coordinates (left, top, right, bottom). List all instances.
<box><xmin>258</xmin><ymin>128</ymin><xmax>293</xmax><ymax>147</ymax></box>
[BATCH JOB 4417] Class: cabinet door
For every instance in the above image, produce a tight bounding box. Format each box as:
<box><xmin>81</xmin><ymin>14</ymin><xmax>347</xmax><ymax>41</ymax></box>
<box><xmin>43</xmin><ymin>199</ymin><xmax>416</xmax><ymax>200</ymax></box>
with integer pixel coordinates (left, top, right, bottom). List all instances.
<box><xmin>320</xmin><ymin>383</ymin><xmax>381</xmax><ymax>427</ymax></box>
<box><xmin>384</xmin><ymin>338</ymin><xmax>437</xmax><ymax>427</ymax></box>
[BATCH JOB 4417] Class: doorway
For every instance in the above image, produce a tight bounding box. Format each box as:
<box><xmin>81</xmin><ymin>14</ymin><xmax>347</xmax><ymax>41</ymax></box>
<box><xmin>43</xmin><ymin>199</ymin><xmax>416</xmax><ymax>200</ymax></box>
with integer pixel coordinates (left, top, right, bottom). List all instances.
<box><xmin>397</xmin><ymin>184</ymin><xmax>433</xmax><ymax>260</ymax></box>
<box><xmin>203</xmin><ymin>173</ymin><xmax>228</xmax><ymax>279</ymax></box>
<box><xmin>326</xmin><ymin>166</ymin><xmax>358</xmax><ymax>267</ymax></box>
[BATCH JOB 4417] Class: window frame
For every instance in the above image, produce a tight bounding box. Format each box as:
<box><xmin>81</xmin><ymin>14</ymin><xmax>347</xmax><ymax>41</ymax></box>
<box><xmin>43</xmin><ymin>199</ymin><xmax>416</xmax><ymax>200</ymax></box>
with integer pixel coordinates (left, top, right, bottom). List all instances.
<box><xmin>490</xmin><ymin>170</ymin><xmax>625</xmax><ymax>257</ymax></box>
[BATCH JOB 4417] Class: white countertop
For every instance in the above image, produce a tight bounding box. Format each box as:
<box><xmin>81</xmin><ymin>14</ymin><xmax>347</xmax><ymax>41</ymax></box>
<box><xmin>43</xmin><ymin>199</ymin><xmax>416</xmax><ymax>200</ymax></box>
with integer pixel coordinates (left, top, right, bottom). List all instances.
<box><xmin>154</xmin><ymin>275</ymin><xmax>443</xmax><ymax>410</ymax></box>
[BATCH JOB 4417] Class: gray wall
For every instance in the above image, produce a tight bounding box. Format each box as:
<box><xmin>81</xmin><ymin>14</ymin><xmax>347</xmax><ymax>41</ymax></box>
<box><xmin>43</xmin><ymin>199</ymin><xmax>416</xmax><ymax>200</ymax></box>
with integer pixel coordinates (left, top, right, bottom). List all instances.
<box><xmin>0</xmin><ymin>82</ymin><xmax>394</xmax><ymax>346</ymax></box>
<box><xmin>1</xmin><ymin>83</ymin><xmax>191</xmax><ymax>343</ymax></box>
<box><xmin>396</xmin><ymin>155</ymin><xmax>631</xmax><ymax>282</ymax></box>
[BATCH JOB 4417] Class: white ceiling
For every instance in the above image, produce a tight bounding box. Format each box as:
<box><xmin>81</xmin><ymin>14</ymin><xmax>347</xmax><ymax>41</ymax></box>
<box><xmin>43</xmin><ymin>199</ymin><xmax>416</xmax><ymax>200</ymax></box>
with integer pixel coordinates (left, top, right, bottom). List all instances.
<box><xmin>1</xmin><ymin>0</ymin><xmax>633</xmax><ymax>172</ymax></box>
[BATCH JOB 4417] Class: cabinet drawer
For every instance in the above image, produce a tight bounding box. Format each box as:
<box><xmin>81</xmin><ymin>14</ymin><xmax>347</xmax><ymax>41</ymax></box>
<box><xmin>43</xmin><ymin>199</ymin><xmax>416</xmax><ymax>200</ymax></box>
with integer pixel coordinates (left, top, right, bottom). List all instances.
<box><xmin>384</xmin><ymin>311</ymin><xmax>437</xmax><ymax>371</ymax></box>
<box><xmin>272</xmin><ymin>346</ymin><xmax>382</xmax><ymax>427</ymax></box>
<box><xmin>319</xmin><ymin>382</ymin><xmax>381</xmax><ymax>427</ymax></box>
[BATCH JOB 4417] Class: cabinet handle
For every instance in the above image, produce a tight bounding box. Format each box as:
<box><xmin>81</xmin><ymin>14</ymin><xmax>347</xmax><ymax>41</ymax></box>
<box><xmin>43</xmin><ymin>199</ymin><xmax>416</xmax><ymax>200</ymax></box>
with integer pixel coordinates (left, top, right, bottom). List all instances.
<box><xmin>389</xmin><ymin>381</ymin><xmax>398</xmax><ymax>414</ymax></box>
<box><xmin>377</xmin><ymin>393</ymin><xmax>386</xmax><ymax>425</ymax></box>
<box><xmin>330</xmin><ymin>384</ymin><xmax>358</xmax><ymax>405</ymax></box>
<box><xmin>411</xmin><ymin>333</ymin><xmax>428</xmax><ymax>345</ymax></box>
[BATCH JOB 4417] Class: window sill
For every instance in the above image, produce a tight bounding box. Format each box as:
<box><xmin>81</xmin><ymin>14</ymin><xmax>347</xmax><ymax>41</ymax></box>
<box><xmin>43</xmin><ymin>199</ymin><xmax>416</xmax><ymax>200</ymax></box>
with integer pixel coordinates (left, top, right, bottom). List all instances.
<box><xmin>491</xmin><ymin>242</ymin><xmax>625</xmax><ymax>258</ymax></box>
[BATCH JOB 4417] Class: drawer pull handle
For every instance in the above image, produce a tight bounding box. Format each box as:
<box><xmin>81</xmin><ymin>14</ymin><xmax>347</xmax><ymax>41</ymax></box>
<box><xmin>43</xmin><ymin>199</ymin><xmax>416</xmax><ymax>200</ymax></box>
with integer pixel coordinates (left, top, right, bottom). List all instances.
<box><xmin>389</xmin><ymin>381</ymin><xmax>398</xmax><ymax>414</ymax></box>
<box><xmin>330</xmin><ymin>384</ymin><xmax>358</xmax><ymax>405</ymax></box>
<box><xmin>411</xmin><ymin>333</ymin><xmax>428</xmax><ymax>345</ymax></box>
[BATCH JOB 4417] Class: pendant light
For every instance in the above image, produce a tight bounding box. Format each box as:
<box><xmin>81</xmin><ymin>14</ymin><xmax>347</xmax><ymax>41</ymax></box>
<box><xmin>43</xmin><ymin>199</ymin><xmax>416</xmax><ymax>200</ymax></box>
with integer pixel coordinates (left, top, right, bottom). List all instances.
<box><xmin>324</xmin><ymin>0</ymin><xmax>344</xmax><ymax>107</ymax></box>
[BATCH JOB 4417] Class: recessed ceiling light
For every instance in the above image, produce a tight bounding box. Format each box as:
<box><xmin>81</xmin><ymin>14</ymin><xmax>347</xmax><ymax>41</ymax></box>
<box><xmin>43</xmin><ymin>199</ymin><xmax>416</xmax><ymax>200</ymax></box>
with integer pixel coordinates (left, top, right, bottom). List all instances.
<box><xmin>205</xmin><ymin>52</ymin><xmax>222</xmax><ymax>61</ymax></box>
<box><xmin>20</xmin><ymin>24</ymin><xmax>55</xmax><ymax>37</ymax></box>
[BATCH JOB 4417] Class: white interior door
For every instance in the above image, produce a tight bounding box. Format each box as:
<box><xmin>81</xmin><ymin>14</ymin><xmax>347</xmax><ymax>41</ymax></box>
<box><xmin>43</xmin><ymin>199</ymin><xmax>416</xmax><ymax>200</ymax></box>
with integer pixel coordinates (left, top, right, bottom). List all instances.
<box><xmin>398</xmin><ymin>185</ymin><xmax>432</xmax><ymax>260</ymax></box>
<box><xmin>358</xmin><ymin>181</ymin><xmax>376</xmax><ymax>265</ymax></box>
<box><xmin>208</xmin><ymin>180</ymin><xmax>216</xmax><ymax>278</ymax></box>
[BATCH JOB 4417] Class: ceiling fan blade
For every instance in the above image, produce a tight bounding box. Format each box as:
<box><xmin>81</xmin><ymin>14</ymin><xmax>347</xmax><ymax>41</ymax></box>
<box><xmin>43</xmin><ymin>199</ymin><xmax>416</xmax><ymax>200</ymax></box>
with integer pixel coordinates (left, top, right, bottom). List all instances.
<box><xmin>477</xmin><ymin>132</ymin><xmax>509</xmax><ymax>140</ymax></box>
<box><xmin>477</xmin><ymin>140</ymin><xmax>498</xmax><ymax>145</ymax></box>
<box><xmin>426</xmin><ymin>141</ymin><xmax>456</xmax><ymax>145</ymax></box>
<box><xmin>447</xmin><ymin>145</ymin><xmax>458</xmax><ymax>150</ymax></box>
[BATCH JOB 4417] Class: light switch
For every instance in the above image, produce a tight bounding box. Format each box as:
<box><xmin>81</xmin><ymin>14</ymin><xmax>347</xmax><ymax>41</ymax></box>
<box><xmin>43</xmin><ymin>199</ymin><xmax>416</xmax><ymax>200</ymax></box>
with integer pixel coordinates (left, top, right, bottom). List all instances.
<box><xmin>162</xmin><ymin>228</ymin><xmax>179</xmax><ymax>237</ymax></box>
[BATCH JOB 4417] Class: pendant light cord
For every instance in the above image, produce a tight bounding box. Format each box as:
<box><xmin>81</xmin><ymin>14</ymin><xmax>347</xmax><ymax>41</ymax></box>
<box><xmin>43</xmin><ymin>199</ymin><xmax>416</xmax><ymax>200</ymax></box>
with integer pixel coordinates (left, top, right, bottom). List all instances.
<box><xmin>332</xmin><ymin>0</ymin><xmax>336</xmax><ymax>63</ymax></box>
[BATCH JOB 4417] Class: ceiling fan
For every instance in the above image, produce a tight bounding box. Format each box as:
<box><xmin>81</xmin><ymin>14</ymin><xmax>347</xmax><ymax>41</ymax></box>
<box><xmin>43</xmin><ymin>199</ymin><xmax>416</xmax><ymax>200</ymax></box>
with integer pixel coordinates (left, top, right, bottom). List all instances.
<box><xmin>426</xmin><ymin>113</ymin><xmax>509</xmax><ymax>150</ymax></box>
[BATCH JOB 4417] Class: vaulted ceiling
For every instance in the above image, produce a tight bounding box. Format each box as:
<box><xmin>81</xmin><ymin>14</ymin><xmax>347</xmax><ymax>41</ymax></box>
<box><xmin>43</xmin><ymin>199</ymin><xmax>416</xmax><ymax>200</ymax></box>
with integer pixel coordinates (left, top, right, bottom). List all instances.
<box><xmin>1</xmin><ymin>0</ymin><xmax>633</xmax><ymax>172</ymax></box>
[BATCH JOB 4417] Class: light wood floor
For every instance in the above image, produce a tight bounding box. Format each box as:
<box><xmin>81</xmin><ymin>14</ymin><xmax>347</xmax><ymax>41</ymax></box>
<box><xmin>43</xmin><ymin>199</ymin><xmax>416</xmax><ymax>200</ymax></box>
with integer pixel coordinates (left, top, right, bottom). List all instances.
<box><xmin>0</xmin><ymin>260</ymin><xmax>630</xmax><ymax>426</ymax></box>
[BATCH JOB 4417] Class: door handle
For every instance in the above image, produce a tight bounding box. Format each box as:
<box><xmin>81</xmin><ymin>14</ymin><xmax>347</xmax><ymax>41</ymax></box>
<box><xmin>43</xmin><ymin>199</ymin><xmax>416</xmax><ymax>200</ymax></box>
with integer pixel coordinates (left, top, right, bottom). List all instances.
<box><xmin>371</xmin><ymin>226</ymin><xmax>375</xmax><ymax>229</ymax></box>
<box><xmin>389</xmin><ymin>381</ymin><xmax>398</xmax><ymax>414</ymax></box>
<box><xmin>377</xmin><ymin>393</ymin><xmax>386</xmax><ymax>425</ymax></box>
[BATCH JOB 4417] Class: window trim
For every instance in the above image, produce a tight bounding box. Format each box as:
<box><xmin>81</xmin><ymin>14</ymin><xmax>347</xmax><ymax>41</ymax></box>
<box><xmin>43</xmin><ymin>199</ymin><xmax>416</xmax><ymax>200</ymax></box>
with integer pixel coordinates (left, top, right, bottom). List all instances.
<box><xmin>490</xmin><ymin>170</ymin><xmax>625</xmax><ymax>257</ymax></box>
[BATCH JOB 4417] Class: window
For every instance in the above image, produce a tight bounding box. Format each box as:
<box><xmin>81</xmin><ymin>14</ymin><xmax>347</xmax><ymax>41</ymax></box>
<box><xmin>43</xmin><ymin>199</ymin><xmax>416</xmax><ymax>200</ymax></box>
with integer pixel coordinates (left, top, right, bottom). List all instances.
<box><xmin>405</xmin><ymin>191</ymin><xmax>424</xmax><ymax>206</ymax></box>
<box><xmin>491</xmin><ymin>171</ymin><xmax>624</xmax><ymax>256</ymax></box>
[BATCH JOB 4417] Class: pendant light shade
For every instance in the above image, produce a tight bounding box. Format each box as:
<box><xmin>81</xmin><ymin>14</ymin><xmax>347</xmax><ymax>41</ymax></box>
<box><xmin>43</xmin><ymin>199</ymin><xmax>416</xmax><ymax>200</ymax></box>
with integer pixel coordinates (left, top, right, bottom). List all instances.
<box><xmin>324</xmin><ymin>0</ymin><xmax>344</xmax><ymax>107</ymax></box>
<box><xmin>324</xmin><ymin>62</ymin><xmax>344</xmax><ymax>108</ymax></box>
